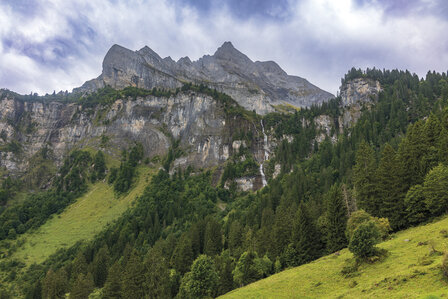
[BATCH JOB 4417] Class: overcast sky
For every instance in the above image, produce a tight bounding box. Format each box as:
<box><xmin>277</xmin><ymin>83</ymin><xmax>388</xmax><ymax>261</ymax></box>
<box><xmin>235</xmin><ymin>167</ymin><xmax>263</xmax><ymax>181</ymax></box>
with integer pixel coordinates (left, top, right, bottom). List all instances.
<box><xmin>1</xmin><ymin>0</ymin><xmax>447</xmax><ymax>95</ymax></box>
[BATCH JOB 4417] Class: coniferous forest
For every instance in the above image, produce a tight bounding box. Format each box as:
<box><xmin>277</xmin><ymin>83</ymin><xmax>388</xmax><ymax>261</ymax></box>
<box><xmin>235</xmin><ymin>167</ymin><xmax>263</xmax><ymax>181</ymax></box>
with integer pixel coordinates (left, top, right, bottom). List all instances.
<box><xmin>1</xmin><ymin>68</ymin><xmax>448</xmax><ymax>298</ymax></box>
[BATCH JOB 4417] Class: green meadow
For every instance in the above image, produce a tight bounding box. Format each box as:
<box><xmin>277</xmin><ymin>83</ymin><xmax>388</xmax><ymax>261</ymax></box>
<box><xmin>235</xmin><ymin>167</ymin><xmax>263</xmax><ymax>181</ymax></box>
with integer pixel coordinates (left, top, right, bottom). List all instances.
<box><xmin>221</xmin><ymin>216</ymin><xmax>448</xmax><ymax>299</ymax></box>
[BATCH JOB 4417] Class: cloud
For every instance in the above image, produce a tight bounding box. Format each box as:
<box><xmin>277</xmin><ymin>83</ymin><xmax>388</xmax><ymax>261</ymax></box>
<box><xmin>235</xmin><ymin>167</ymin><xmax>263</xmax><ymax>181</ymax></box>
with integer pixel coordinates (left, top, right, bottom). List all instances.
<box><xmin>0</xmin><ymin>0</ymin><xmax>447</xmax><ymax>95</ymax></box>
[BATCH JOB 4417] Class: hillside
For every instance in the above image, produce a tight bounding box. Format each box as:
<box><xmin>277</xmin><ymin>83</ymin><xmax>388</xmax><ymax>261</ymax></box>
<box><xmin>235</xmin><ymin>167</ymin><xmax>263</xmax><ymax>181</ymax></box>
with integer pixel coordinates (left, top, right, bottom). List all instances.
<box><xmin>221</xmin><ymin>216</ymin><xmax>448</xmax><ymax>299</ymax></box>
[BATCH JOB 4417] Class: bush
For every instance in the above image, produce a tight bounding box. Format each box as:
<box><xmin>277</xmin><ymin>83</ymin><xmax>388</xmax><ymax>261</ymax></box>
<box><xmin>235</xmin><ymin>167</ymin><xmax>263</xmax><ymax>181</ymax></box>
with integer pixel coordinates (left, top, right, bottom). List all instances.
<box><xmin>346</xmin><ymin>210</ymin><xmax>390</xmax><ymax>241</ymax></box>
<box><xmin>348</xmin><ymin>221</ymin><xmax>381</xmax><ymax>259</ymax></box>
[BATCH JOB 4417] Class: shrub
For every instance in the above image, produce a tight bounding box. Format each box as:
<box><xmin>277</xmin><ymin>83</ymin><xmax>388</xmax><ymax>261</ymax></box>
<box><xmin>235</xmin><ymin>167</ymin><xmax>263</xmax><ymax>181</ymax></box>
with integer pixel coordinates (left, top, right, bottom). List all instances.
<box><xmin>346</xmin><ymin>210</ymin><xmax>390</xmax><ymax>241</ymax></box>
<box><xmin>348</xmin><ymin>221</ymin><xmax>381</xmax><ymax>259</ymax></box>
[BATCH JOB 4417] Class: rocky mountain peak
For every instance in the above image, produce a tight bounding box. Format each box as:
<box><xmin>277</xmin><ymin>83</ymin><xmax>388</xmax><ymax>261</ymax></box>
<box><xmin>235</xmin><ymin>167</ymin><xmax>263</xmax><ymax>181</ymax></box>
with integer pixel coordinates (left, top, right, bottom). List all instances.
<box><xmin>76</xmin><ymin>42</ymin><xmax>334</xmax><ymax>114</ymax></box>
<box><xmin>213</xmin><ymin>41</ymin><xmax>252</xmax><ymax>65</ymax></box>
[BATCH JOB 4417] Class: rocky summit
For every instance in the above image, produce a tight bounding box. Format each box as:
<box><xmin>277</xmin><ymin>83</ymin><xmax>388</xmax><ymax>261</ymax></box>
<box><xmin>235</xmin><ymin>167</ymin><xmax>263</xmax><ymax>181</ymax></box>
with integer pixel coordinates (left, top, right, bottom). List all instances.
<box><xmin>76</xmin><ymin>42</ymin><xmax>334</xmax><ymax>114</ymax></box>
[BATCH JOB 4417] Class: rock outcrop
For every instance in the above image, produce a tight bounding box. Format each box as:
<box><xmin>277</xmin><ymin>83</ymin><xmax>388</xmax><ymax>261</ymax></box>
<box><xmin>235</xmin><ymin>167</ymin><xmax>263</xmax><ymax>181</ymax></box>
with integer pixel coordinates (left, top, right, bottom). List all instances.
<box><xmin>76</xmin><ymin>42</ymin><xmax>334</xmax><ymax>114</ymax></box>
<box><xmin>339</xmin><ymin>78</ymin><xmax>382</xmax><ymax>127</ymax></box>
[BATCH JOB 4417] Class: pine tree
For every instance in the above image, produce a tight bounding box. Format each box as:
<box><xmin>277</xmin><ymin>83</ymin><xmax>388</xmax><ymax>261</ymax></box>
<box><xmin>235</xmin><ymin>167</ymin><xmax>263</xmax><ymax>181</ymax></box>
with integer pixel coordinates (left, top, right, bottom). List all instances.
<box><xmin>377</xmin><ymin>144</ymin><xmax>407</xmax><ymax>229</ymax></box>
<box><xmin>102</xmin><ymin>262</ymin><xmax>122</xmax><ymax>299</ymax></box>
<box><xmin>292</xmin><ymin>202</ymin><xmax>322</xmax><ymax>265</ymax></box>
<box><xmin>122</xmin><ymin>250</ymin><xmax>145</xmax><ymax>299</ymax></box>
<box><xmin>353</xmin><ymin>141</ymin><xmax>379</xmax><ymax>215</ymax></box>
<box><xmin>326</xmin><ymin>184</ymin><xmax>348</xmax><ymax>253</ymax></box>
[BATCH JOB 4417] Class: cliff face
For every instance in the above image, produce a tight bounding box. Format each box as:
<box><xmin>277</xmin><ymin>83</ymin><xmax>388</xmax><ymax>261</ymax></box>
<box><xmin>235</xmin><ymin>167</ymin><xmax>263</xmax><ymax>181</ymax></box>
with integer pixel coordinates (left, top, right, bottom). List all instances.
<box><xmin>76</xmin><ymin>42</ymin><xmax>334</xmax><ymax>114</ymax></box>
<box><xmin>0</xmin><ymin>91</ymin><xmax>263</xmax><ymax>177</ymax></box>
<box><xmin>339</xmin><ymin>78</ymin><xmax>382</xmax><ymax>127</ymax></box>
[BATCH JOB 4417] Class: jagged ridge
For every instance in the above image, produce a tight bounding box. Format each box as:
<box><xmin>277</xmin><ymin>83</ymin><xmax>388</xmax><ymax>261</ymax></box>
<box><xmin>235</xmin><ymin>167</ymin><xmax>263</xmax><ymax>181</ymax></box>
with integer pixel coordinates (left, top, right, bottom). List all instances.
<box><xmin>76</xmin><ymin>42</ymin><xmax>334</xmax><ymax>114</ymax></box>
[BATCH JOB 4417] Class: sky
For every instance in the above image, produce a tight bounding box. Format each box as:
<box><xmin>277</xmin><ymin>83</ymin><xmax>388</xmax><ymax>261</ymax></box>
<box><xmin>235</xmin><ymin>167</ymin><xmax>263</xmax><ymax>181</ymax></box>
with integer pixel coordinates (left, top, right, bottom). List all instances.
<box><xmin>0</xmin><ymin>0</ymin><xmax>447</xmax><ymax>96</ymax></box>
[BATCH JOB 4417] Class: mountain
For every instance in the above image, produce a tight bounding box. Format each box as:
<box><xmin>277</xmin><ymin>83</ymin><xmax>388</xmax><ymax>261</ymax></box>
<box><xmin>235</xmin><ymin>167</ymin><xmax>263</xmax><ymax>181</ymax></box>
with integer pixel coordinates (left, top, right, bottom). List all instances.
<box><xmin>76</xmin><ymin>42</ymin><xmax>334</xmax><ymax>114</ymax></box>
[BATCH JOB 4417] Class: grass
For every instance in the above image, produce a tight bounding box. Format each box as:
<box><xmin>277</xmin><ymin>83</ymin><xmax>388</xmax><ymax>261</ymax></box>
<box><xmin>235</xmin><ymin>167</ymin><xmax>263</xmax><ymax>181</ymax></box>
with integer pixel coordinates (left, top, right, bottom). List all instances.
<box><xmin>10</xmin><ymin>165</ymin><xmax>155</xmax><ymax>266</ymax></box>
<box><xmin>221</xmin><ymin>216</ymin><xmax>448</xmax><ymax>299</ymax></box>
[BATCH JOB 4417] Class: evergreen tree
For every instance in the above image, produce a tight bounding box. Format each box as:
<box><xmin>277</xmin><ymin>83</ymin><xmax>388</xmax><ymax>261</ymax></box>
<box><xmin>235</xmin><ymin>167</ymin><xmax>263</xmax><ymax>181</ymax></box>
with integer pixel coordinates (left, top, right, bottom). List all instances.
<box><xmin>232</xmin><ymin>251</ymin><xmax>262</xmax><ymax>287</ymax></box>
<box><xmin>102</xmin><ymin>262</ymin><xmax>122</xmax><ymax>299</ymax></box>
<box><xmin>91</xmin><ymin>150</ymin><xmax>106</xmax><ymax>182</ymax></box>
<box><xmin>228</xmin><ymin>220</ymin><xmax>243</xmax><ymax>257</ymax></box>
<box><xmin>326</xmin><ymin>184</ymin><xmax>348</xmax><ymax>253</ymax></box>
<box><xmin>92</xmin><ymin>245</ymin><xmax>110</xmax><ymax>287</ymax></box>
<box><xmin>69</xmin><ymin>273</ymin><xmax>94</xmax><ymax>299</ymax></box>
<box><xmin>42</xmin><ymin>268</ymin><xmax>68</xmax><ymax>299</ymax></box>
<box><xmin>377</xmin><ymin>144</ymin><xmax>407</xmax><ymax>229</ymax></box>
<box><xmin>171</xmin><ymin>235</ymin><xmax>194</xmax><ymax>274</ymax></box>
<box><xmin>353</xmin><ymin>141</ymin><xmax>379</xmax><ymax>215</ymax></box>
<box><xmin>122</xmin><ymin>250</ymin><xmax>145</xmax><ymax>299</ymax></box>
<box><xmin>215</xmin><ymin>251</ymin><xmax>235</xmax><ymax>296</ymax></box>
<box><xmin>404</xmin><ymin>184</ymin><xmax>428</xmax><ymax>225</ymax></box>
<box><xmin>144</xmin><ymin>247</ymin><xmax>171</xmax><ymax>299</ymax></box>
<box><xmin>204</xmin><ymin>218</ymin><xmax>222</xmax><ymax>256</ymax></box>
<box><xmin>423</xmin><ymin>164</ymin><xmax>448</xmax><ymax>216</ymax></box>
<box><xmin>292</xmin><ymin>202</ymin><xmax>322</xmax><ymax>265</ymax></box>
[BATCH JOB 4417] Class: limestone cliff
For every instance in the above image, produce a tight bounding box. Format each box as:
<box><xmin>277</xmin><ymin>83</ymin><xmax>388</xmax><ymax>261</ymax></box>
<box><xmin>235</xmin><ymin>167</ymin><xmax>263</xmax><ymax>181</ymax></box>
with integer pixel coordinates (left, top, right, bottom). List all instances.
<box><xmin>0</xmin><ymin>90</ymin><xmax>265</xmax><ymax>180</ymax></box>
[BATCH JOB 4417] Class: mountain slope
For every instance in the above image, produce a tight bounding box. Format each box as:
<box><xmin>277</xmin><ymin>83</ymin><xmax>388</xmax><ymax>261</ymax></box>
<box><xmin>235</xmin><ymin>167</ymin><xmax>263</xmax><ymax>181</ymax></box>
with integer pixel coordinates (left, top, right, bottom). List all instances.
<box><xmin>221</xmin><ymin>216</ymin><xmax>448</xmax><ymax>299</ymax></box>
<box><xmin>6</xmin><ymin>166</ymin><xmax>155</xmax><ymax>266</ymax></box>
<box><xmin>76</xmin><ymin>42</ymin><xmax>334</xmax><ymax>114</ymax></box>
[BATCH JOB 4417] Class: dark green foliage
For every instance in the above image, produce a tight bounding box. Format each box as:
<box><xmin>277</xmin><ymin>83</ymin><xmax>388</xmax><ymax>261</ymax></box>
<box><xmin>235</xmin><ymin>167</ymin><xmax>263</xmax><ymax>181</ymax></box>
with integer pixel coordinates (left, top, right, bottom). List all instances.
<box><xmin>122</xmin><ymin>250</ymin><xmax>145</xmax><ymax>299</ymax></box>
<box><xmin>353</xmin><ymin>141</ymin><xmax>379</xmax><ymax>215</ymax></box>
<box><xmin>377</xmin><ymin>144</ymin><xmax>407</xmax><ymax>230</ymax></box>
<box><xmin>326</xmin><ymin>185</ymin><xmax>348</xmax><ymax>253</ymax></box>
<box><xmin>291</xmin><ymin>202</ymin><xmax>323</xmax><ymax>266</ymax></box>
<box><xmin>42</xmin><ymin>268</ymin><xmax>68</xmax><ymax>299</ymax></box>
<box><xmin>92</xmin><ymin>245</ymin><xmax>109</xmax><ymax>287</ymax></box>
<box><xmin>91</xmin><ymin>151</ymin><xmax>106</xmax><ymax>182</ymax></box>
<box><xmin>112</xmin><ymin>144</ymin><xmax>143</xmax><ymax>193</ymax></box>
<box><xmin>171</xmin><ymin>235</ymin><xmax>194</xmax><ymax>275</ymax></box>
<box><xmin>233</xmin><ymin>251</ymin><xmax>262</xmax><ymax>287</ymax></box>
<box><xmin>423</xmin><ymin>164</ymin><xmax>448</xmax><ymax>216</ymax></box>
<box><xmin>204</xmin><ymin>218</ymin><xmax>222</xmax><ymax>256</ymax></box>
<box><xmin>144</xmin><ymin>247</ymin><xmax>171</xmax><ymax>299</ymax></box>
<box><xmin>405</xmin><ymin>185</ymin><xmax>428</xmax><ymax>225</ymax></box>
<box><xmin>178</xmin><ymin>255</ymin><xmax>219</xmax><ymax>299</ymax></box>
<box><xmin>102</xmin><ymin>263</ymin><xmax>122</xmax><ymax>299</ymax></box>
<box><xmin>69</xmin><ymin>273</ymin><xmax>94</xmax><ymax>299</ymax></box>
<box><xmin>348</xmin><ymin>221</ymin><xmax>381</xmax><ymax>259</ymax></box>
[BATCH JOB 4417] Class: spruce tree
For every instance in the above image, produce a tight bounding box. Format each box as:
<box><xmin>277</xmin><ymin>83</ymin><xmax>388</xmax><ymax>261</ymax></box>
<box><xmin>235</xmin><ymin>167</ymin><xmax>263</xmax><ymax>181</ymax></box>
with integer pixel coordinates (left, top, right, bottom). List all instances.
<box><xmin>92</xmin><ymin>245</ymin><xmax>110</xmax><ymax>287</ymax></box>
<box><xmin>326</xmin><ymin>184</ymin><xmax>348</xmax><ymax>253</ymax></box>
<box><xmin>122</xmin><ymin>249</ymin><xmax>145</xmax><ymax>299</ymax></box>
<box><xmin>204</xmin><ymin>218</ymin><xmax>222</xmax><ymax>256</ymax></box>
<box><xmin>171</xmin><ymin>235</ymin><xmax>194</xmax><ymax>274</ymax></box>
<box><xmin>377</xmin><ymin>144</ymin><xmax>407</xmax><ymax>229</ymax></box>
<box><xmin>102</xmin><ymin>262</ymin><xmax>122</xmax><ymax>299</ymax></box>
<box><xmin>423</xmin><ymin>164</ymin><xmax>448</xmax><ymax>216</ymax></box>
<box><xmin>293</xmin><ymin>202</ymin><xmax>322</xmax><ymax>265</ymax></box>
<box><xmin>144</xmin><ymin>247</ymin><xmax>171</xmax><ymax>299</ymax></box>
<box><xmin>69</xmin><ymin>273</ymin><xmax>94</xmax><ymax>299</ymax></box>
<box><xmin>353</xmin><ymin>141</ymin><xmax>379</xmax><ymax>215</ymax></box>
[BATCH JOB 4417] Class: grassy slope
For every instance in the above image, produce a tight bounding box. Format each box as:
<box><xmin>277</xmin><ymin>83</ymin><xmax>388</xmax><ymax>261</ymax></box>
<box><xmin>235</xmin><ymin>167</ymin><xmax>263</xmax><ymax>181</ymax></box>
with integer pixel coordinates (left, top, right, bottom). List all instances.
<box><xmin>11</xmin><ymin>166</ymin><xmax>155</xmax><ymax>266</ymax></box>
<box><xmin>221</xmin><ymin>216</ymin><xmax>448</xmax><ymax>299</ymax></box>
